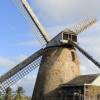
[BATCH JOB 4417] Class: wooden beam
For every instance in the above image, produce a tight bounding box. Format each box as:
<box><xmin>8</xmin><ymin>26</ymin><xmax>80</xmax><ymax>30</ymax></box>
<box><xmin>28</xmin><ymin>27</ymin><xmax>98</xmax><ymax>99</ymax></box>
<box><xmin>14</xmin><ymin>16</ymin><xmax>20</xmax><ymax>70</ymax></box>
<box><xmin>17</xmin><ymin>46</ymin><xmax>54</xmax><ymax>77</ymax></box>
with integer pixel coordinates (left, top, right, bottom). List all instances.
<box><xmin>21</xmin><ymin>0</ymin><xmax>50</xmax><ymax>43</ymax></box>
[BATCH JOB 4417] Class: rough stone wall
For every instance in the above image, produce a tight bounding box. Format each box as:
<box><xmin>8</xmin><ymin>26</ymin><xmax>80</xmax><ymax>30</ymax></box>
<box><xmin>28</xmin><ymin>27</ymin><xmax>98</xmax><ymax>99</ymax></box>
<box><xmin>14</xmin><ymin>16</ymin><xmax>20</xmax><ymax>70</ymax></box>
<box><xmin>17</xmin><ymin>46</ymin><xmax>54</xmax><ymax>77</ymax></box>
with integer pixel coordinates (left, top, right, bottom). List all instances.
<box><xmin>84</xmin><ymin>85</ymin><xmax>100</xmax><ymax>100</ymax></box>
<box><xmin>32</xmin><ymin>47</ymin><xmax>80</xmax><ymax>100</ymax></box>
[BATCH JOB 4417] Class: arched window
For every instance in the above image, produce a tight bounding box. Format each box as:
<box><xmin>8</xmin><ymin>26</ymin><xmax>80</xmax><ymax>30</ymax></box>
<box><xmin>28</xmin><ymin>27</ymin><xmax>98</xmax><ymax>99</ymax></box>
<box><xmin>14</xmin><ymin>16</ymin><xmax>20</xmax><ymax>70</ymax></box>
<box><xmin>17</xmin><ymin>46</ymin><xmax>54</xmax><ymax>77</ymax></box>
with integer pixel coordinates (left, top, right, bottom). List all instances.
<box><xmin>71</xmin><ymin>51</ymin><xmax>75</xmax><ymax>61</ymax></box>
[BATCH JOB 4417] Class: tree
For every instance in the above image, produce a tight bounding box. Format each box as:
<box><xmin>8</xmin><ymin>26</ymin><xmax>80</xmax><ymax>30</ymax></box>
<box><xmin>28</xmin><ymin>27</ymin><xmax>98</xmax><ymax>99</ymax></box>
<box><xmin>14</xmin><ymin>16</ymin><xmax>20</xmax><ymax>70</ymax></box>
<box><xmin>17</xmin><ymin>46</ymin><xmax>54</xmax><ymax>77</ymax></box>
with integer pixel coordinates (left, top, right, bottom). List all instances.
<box><xmin>0</xmin><ymin>96</ymin><xmax>3</xmax><ymax>100</ymax></box>
<box><xmin>14</xmin><ymin>87</ymin><xmax>26</xmax><ymax>100</ymax></box>
<box><xmin>4</xmin><ymin>87</ymin><xmax>13</xmax><ymax>100</ymax></box>
<box><xmin>0</xmin><ymin>91</ymin><xmax>3</xmax><ymax>100</ymax></box>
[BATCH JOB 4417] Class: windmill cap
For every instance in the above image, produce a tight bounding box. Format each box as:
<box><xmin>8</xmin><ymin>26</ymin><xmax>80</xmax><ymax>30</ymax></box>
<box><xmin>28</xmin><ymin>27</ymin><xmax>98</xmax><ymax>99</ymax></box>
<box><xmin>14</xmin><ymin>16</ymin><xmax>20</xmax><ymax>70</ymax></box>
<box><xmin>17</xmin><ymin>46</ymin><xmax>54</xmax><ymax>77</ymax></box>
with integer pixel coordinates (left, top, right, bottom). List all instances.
<box><xmin>62</xmin><ymin>28</ymin><xmax>77</xmax><ymax>35</ymax></box>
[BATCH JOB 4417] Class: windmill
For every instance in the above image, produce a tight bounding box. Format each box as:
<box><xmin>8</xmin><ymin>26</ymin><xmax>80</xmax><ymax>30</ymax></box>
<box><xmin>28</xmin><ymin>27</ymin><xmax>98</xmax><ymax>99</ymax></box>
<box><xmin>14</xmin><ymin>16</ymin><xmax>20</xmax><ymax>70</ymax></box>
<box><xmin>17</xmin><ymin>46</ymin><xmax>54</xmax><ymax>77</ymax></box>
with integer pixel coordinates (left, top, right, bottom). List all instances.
<box><xmin>0</xmin><ymin>0</ymin><xmax>100</xmax><ymax>100</ymax></box>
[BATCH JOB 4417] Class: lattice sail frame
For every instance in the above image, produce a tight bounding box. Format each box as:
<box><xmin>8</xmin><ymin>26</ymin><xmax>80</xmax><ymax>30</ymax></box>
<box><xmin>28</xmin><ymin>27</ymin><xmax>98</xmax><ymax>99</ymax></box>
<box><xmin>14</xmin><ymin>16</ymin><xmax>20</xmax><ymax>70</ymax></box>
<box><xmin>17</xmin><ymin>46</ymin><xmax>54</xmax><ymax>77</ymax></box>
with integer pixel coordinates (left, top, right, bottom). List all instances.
<box><xmin>0</xmin><ymin>57</ymin><xmax>42</xmax><ymax>93</ymax></box>
<box><xmin>11</xmin><ymin>0</ymin><xmax>49</xmax><ymax>45</ymax></box>
<box><xmin>67</xmin><ymin>17</ymin><xmax>97</xmax><ymax>34</ymax></box>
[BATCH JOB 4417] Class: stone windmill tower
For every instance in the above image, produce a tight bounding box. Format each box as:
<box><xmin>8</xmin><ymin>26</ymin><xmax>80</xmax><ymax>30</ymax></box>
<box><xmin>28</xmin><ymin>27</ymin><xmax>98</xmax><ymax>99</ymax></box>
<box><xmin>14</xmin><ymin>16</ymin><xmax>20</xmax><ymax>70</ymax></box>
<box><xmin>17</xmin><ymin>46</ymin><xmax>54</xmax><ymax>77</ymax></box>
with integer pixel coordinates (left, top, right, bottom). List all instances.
<box><xmin>0</xmin><ymin>0</ymin><xmax>99</xmax><ymax>100</ymax></box>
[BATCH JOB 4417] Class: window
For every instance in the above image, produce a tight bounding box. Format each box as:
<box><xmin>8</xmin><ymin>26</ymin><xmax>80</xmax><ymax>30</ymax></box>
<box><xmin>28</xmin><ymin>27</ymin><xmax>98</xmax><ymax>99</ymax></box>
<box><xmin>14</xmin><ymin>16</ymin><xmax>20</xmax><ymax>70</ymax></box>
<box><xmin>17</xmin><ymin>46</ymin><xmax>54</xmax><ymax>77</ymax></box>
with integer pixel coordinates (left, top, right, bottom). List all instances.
<box><xmin>62</xmin><ymin>33</ymin><xmax>77</xmax><ymax>42</ymax></box>
<box><xmin>68</xmin><ymin>34</ymin><xmax>71</xmax><ymax>40</ymax></box>
<box><xmin>71</xmin><ymin>51</ymin><xmax>75</xmax><ymax>61</ymax></box>
<box><xmin>63</xmin><ymin>33</ymin><xmax>68</xmax><ymax>40</ymax></box>
<box><xmin>72</xmin><ymin>35</ymin><xmax>77</xmax><ymax>42</ymax></box>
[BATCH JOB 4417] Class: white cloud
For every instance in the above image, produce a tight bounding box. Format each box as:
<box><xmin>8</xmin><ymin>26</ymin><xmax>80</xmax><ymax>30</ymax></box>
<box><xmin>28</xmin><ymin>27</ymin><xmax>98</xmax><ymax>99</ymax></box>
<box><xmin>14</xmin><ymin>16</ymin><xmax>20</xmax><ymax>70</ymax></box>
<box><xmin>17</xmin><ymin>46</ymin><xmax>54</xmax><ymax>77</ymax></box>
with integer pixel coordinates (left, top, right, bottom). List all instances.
<box><xmin>0</xmin><ymin>57</ymin><xmax>15</xmax><ymax>68</ymax></box>
<box><xmin>47</xmin><ymin>25</ymin><xmax>65</xmax><ymax>37</ymax></box>
<box><xmin>34</xmin><ymin>0</ymin><xmax>79</xmax><ymax>21</ymax></box>
<box><xmin>80</xmin><ymin>64</ymin><xmax>100</xmax><ymax>75</ymax></box>
<box><xmin>33</xmin><ymin>0</ymin><xmax>100</xmax><ymax>23</ymax></box>
<box><xmin>0</xmin><ymin>55</ymin><xmax>30</xmax><ymax>73</ymax></box>
<box><xmin>17</xmin><ymin>55</ymin><xmax>28</xmax><ymax>61</ymax></box>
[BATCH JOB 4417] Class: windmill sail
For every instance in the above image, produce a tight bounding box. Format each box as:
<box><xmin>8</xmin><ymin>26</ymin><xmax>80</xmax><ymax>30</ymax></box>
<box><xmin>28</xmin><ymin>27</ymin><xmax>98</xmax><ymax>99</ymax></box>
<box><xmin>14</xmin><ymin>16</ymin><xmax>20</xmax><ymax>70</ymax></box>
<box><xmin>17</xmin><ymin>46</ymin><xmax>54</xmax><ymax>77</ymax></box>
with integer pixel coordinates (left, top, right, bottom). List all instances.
<box><xmin>21</xmin><ymin>0</ymin><xmax>50</xmax><ymax>43</ymax></box>
<box><xmin>11</xmin><ymin>0</ymin><xmax>50</xmax><ymax>45</ymax></box>
<box><xmin>69</xmin><ymin>40</ymin><xmax>100</xmax><ymax>68</ymax></box>
<box><xmin>67</xmin><ymin>17</ymin><xmax>97</xmax><ymax>34</ymax></box>
<box><xmin>0</xmin><ymin>49</ymin><xmax>44</xmax><ymax>92</ymax></box>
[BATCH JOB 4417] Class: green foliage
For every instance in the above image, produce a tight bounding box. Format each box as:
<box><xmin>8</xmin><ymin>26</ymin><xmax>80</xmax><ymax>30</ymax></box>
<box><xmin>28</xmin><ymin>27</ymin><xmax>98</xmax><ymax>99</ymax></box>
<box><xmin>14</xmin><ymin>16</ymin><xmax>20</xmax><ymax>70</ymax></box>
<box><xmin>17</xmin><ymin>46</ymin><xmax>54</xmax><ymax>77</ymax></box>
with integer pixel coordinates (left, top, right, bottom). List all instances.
<box><xmin>14</xmin><ymin>94</ymin><xmax>25</xmax><ymax>100</ymax></box>
<box><xmin>0</xmin><ymin>87</ymin><xmax>30</xmax><ymax>100</ymax></box>
<box><xmin>4</xmin><ymin>87</ymin><xmax>13</xmax><ymax>100</ymax></box>
<box><xmin>14</xmin><ymin>87</ymin><xmax>26</xmax><ymax>100</ymax></box>
<box><xmin>0</xmin><ymin>96</ymin><xmax>3</xmax><ymax>100</ymax></box>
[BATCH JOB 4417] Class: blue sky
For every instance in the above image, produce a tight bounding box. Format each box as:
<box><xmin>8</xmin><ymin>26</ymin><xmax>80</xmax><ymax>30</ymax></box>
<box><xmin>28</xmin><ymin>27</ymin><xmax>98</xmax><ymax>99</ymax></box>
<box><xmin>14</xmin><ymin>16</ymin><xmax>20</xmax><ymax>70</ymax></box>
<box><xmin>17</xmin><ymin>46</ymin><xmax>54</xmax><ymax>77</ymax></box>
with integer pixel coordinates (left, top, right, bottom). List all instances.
<box><xmin>0</xmin><ymin>0</ymin><xmax>100</xmax><ymax>96</ymax></box>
